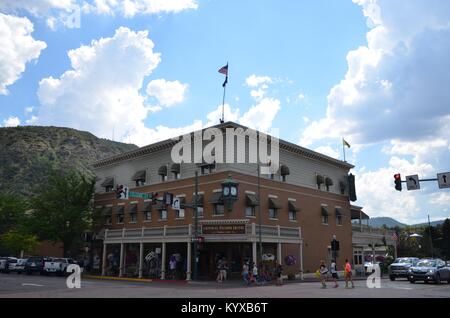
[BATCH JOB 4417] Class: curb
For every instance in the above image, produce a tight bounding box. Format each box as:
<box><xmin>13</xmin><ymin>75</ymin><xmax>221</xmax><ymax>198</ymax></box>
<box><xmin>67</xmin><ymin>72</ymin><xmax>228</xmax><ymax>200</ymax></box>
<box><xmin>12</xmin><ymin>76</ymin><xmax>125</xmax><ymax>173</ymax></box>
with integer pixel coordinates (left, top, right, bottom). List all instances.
<box><xmin>82</xmin><ymin>275</ymin><xmax>188</xmax><ymax>284</ymax></box>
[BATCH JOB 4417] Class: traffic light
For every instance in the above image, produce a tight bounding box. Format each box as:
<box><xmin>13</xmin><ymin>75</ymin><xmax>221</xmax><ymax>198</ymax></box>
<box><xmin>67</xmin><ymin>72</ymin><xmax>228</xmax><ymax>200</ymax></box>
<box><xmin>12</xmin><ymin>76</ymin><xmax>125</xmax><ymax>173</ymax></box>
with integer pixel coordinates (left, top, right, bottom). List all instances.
<box><xmin>331</xmin><ymin>240</ymin><xmax>340</xmax><ymax>251</ymax></box>
<box><xmin>394</xmin><ymin>173</ymin><xmax>402</xmax><ymax>191</ymax></box>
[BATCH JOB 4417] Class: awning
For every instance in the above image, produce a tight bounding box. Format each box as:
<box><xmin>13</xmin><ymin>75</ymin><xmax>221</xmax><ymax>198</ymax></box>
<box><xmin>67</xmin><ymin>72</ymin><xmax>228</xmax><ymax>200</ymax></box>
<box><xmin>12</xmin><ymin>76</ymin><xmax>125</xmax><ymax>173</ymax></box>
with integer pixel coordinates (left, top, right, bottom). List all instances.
<box><xmin>280</xmin><ymin>165</ymin><xmax>290</xmax><ymax>176</ymax></box>
<box><xmin>288</xmin><ymin>201</ymin><xmax>300</xmax><ymax>212</ymax></box>
<box><xmin>100</xmin><ymin>177</ymin><xmax>114</xmax><ymax>188</ymax></box>
<box><xmin>335</xmin><ymin>207</ymin><xmax>343</xmax><ymax>217</ymax></box>
<box><xmin>245</xmin><ymin>194</ymin><xmax>259</xmax><ymax>206</ymax></box>
<box><xmin>321</xmin><ymin>206</ymin><xmax>329</xmax><ymax>217</ymax></box>
<box><xmin>142</xmin><ymin>202</ymin><xmax>152</xmax><ymax>212</ymax></box>
<box><xmin>129</xmin><ymin>204</ymin><xmax>137</xmax><ymax>214</ymax></box>
<box><xmin>158</xmin><ymin>165</ymin><xmax>167</xmax><ymax>176</ymax></box>
<box><xmin>115</xmin><ymin>205</ymin><xmax>125</xmax><ymax>215</ymax></box>
<box><xmin>209</xmin><ymin>192</ymin><xmax>223</xmax><ymax>204</ymax></box>
<box><xmin>102</xmin><ymin>207</ymin><xmax>112</xmax><ymax>216</ymax></box>
<box><xmin>269</xmin><ymin>198</ymin><xmax>283</xmax><ymax>209</ymax></box>
<box><xmin>350</xmin><ymin>206</ymin><xmax>370</xmax><ymax>220</ymax></box>
<box><xmin>131</xmin><ymin>170</ymin><xmax>146</xmax><ymax>181</ymax></box>
<box><xmin>170</xmin><ymin>163</ymin><xmax>181</xmax><ymax>173</ymax></box>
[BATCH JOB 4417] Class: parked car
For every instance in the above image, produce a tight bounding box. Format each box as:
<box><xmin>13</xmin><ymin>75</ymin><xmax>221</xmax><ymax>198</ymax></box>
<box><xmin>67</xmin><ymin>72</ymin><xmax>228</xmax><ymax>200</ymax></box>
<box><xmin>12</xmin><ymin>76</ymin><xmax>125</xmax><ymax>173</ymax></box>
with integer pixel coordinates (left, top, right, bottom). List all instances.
<box><xmin>0</xmin><ymin>257</ymin><xmax>18</xmax><ymax>273</ymax></box>
<box><xmin>24</xmin><ymin>257</ymin><xmax>48</xmax><ymax>275</ymax></box>
<box><xmin>44</xmin><ymin>258</ymin><xmax>77</xmax><ymax>276</ymax></box>
<box><xmin>408</xmin><ymin>259</ymin><xmax>450</xmax><ymax>284</ymax></box>
<box><xmin>388</xmin><ymin>257</ymin><xmax>420</xmax><ymax>281</ymax></box>
<box><xmin>13</xmin><ymin>259</ymin><xmax>28</xmax><ymax>274</ymax></box>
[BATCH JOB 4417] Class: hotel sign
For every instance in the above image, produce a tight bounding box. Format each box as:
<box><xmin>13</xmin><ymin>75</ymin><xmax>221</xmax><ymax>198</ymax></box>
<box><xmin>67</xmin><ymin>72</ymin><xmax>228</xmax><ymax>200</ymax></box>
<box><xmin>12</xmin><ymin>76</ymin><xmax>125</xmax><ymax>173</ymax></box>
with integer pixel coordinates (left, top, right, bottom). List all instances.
<box><xmin>202</xmin><ymin>224</ymin><xmax>246</xmax><ymax>235</ymax></box>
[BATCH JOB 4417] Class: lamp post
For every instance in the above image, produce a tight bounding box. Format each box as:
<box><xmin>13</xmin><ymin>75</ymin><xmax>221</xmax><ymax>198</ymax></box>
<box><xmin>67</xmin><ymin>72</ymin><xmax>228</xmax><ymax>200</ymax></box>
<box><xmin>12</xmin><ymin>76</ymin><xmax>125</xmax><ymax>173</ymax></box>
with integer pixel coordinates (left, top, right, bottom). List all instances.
<box><xmin>193</xmin><ymin>170</ymin><xmax>199</xmax><ymax>281</ymax></box>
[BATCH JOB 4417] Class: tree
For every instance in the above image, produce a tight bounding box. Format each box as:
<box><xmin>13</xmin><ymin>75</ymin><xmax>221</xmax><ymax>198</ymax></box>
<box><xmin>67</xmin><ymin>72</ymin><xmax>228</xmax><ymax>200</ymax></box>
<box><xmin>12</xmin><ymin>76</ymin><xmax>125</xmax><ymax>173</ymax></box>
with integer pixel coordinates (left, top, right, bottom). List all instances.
<box><xmin>1</xmin><ymin>230</ymin><xmax>38</xmax><ymax>256</ymax></box>
<box><xmin>29</xmin><ymin>171</ymin><xmax>95</xmax><ymax>257</ymax></box>
<box><xmin>0</xmin><ymin>193</ymin><xmax>28</xmax><ymax>255</ymax></box>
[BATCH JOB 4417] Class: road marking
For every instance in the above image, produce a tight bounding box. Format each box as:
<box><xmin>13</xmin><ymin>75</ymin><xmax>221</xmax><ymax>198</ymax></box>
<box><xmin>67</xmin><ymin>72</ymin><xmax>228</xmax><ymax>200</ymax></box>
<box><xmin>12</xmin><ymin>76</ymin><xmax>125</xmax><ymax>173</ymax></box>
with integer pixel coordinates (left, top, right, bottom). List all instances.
<box><xmin>22</xmin><ymin>283</ymin><xmax>44</xmax><ymax>287</ymax></box>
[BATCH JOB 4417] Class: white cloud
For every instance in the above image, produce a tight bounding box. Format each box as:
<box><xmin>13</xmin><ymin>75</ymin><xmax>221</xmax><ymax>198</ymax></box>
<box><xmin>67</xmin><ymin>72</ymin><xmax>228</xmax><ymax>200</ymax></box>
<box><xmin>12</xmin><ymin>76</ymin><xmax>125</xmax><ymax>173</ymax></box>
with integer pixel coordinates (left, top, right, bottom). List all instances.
<box><xmin>245</xmin><ymin>75</ymin><xmax>273</xmax><ymax>88</ymax></box>
<box><xmin>0</xmin><ymin>0</ymin><xmax>81</xmax><ymax>29</ymax></box>
<box><xmin>205</xmin><ymin>104</ymin><xmax>240</xmax><ymax>127</ymax></box>
<box><xmin>82</xmin><ymin>0</ymin><xmax>198</xmax><ymax>17</ymax></box>
<box><xmin>36</xmin><ymin>27</ymin><xmax>161</xmax><ymax>145</ymax></box>
<box><xmin>25</xmin><ymin>115</ymin><xmax>38</xmax><ymax>125</ymax></box>
<box><xmin>2</xmin><ymin>116</ymin><xmax>21</xmax><ymax>127</ymax></box>
<box><xmin>429</xmin><ymin>193</ymin><xmax>450</xmax><ymax>206</ymax></box>
<box><xmin>25</xmin><ymin>107</ymin><xmax>34</xmax><ymax>114</ymax></box>
<box><xmin>239</xmin><ymin>97</ymin><xmax>281</xmax><ymax>132</ymax></box>
<box><xmin>0</xmin><ymin>13</ymin><xmax>47</xmax><ymax>95</ymax></box>
<box><xmin>314</xmin><ymin>146</ymin><xmax>339</xmax><ymax>159</ymax></box>
<box><xmin>299</xmin><ymin>0</ymin><xmax>450</xmax><ymax>224</ymax></box>
<box><xmin>301</xmin><ymin>0</ymin><xmax>450</xmax><ymax>146</ymax></box>
<box><xmin>146</xmin><ymin>79</ymin><xmax>188</xmax><ymax>107</ymax></box>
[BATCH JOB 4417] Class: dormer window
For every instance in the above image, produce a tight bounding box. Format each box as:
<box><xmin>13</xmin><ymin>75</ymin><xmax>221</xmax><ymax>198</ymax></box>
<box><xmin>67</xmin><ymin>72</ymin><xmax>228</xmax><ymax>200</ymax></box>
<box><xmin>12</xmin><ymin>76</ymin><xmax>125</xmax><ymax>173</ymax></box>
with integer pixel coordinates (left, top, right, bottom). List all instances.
<box><xmin>280</xmin><ymin>165</ymin><xmax>290</xmax><ymax>182</ymax></box>
<box><xmin>131</xmin><ymin>170</ymin><xmax>146</xmax><ymax>187</ymax></box>
<box><xmin>101</xmin><ymin>177</ymin><xmax>114</xmax><ymax>193</ymax></box>
<box><xmin>171</xmin><ymin>163</ymin><xmax>181</xmax><ymax>180</ymax></box>
<box><xmin>158</xmin><ymin>165</ymin><xmax>168</xmax><ymax>182</ymax></box>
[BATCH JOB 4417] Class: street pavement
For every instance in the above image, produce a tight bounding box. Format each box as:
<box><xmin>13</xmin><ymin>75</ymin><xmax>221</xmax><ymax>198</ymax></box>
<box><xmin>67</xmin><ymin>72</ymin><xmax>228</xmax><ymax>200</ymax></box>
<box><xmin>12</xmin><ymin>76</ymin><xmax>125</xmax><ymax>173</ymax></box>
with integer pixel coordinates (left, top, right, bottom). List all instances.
<box><xmin>1</xmin><ymin>273</ymin><xmax>449</xmax><ymax>298</ymax></box>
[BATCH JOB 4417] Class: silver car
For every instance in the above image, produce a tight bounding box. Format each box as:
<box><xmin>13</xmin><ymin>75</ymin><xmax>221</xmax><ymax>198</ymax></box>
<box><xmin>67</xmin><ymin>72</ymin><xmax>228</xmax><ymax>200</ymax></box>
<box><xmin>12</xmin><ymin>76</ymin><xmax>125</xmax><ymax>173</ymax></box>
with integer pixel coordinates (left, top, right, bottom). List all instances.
<box><xmin>388</xmin><ymin>257</ymin><xmax>419</xmax><ymax>281</ymax></box>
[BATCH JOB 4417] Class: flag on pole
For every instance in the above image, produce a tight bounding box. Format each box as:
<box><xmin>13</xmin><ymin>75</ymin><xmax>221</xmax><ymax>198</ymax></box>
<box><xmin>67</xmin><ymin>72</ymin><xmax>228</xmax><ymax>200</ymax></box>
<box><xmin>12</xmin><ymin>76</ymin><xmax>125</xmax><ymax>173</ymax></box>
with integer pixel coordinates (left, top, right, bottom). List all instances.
<box><xmin>392</xmin><ymin>231</ymin><xmax>399</xmax><ymax>242</ymax></box>
<box><xmin>219</xmin><ymin>63</ymin><xmax>228</xmax><ymax>87</ymax></box>
<box><xmin>343</xmin><ymin>139</ymin><xmax>351</xmax><ymax>148</ymax></box>
<box><xmin>218</xmin><ymin>63</ymin><xmax>228</xmax><ymax>75</ymax></box>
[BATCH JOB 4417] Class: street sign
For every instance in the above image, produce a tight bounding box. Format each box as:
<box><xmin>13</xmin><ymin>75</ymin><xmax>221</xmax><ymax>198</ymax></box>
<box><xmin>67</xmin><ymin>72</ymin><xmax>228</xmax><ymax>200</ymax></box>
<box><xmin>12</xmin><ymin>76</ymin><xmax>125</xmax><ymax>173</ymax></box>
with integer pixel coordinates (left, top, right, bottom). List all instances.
<box><xmin>437</xmin><ymin>172</ymin><xmax>450</xmax><ymax>189</ymax></box>
<box><xmin>406</xmin><ymin>175</ymin><xmax>420</xmax><ymax>191</ymax></box>
<box><xmin>128</xmin><ymin>191</ymin><xmax>151</xmax><ymax>199</ymax></box>
<box><xmin>172</xmin><ymin>197</ymin><xmax>181</xmax><ymax>210</ymax></box>
<box><xmin>164</xmin><ymin>192</ymin><xmax>173</xmax><ymax>205</ymax></box>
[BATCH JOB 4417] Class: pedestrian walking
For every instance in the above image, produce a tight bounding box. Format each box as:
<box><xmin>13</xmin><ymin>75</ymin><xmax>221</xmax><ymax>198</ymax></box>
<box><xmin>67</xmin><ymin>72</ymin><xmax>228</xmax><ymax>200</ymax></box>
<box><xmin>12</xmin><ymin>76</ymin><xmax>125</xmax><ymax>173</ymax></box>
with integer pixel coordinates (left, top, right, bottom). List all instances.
<box><xmin>319</xmin><ymin>260</ymin><xmax>328</xmax><ymax>288</ymax></box>
<box><xmin>344</xmin><ymin>259</ymin><xmax>355</xmax><ymax>288</ymax></box>
<box><xmin>242</xmin><ymin>262</ymin><xmax>250</xmax><ymax>285</ymax></box>
<box><xmin>330</xmin><ymin>259</ymin><xmax>339</xmax><ymax>288</ymax></box>
<box><xmin>216</xmin><ymin>258</ymin><xmax>224</xmax><ymax>283</ymax></box>
<box><xmin>221</xmin><ymin>258</ymin><xmax>228</xmax><ymax>281</ymax></box>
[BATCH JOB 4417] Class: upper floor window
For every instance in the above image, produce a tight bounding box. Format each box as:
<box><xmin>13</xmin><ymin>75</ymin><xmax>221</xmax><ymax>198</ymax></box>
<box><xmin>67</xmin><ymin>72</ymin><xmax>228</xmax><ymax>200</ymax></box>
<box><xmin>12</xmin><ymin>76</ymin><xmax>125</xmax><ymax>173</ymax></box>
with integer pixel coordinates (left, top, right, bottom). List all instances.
<box><xmin>280</xmin><ymin>165</ymin><xmax>290</xmax><ymax>182</ymax></box>
<box><xmin>245</xmin><ymin>206</ymin><xmax>256</xmax><ymax>217</ymax></box>
<box><xmin>288</xmin><ymin>201</ymin><xmax>299</xmax><ymax>221</ymax></box>
<box><xmin>101</xmin><ymin>177</ymin><xmax>115</xmax><ymax>192</ymax></box>
<box><xmin>171</xmin><ymin>164</ymin><xmax>181</xmax><ymax>180</ymax></box>
<box><xmin>214</xmin><ymin>204</ymin><xmax>224</xmax><ymax>216</ymax></box>
<box><xmin>321</xmin><ymin>206</ymin><xmax>329</xmax><ymax>225</ymax></box>
<box><xmin>158</xmin><ymin>165</ymin><xmax>168</xmax><ymax>182</ymax></box>
<box><xmin>201</xmin><ymin>163</ymin><xmax>216</xmax><ymax>175</ymax></box>
<box><xmin>268</xmin><ymin>208</ymin><xmax>277</xmax><ymax>219</ymax></box>
<box><xmin>160</xmin><ymin>209</ymin><xmax>167</xmax><ymax>221</ymax></box>
<box><xmin>132</xmin><ymin>170</ymin><xmax>146</xmax><ymax>187</ymax></box>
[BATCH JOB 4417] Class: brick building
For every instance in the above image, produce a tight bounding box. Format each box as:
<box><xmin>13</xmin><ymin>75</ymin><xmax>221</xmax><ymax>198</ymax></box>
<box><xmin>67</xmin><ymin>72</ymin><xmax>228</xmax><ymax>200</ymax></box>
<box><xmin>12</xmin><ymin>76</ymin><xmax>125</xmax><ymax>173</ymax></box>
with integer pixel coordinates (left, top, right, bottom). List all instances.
<box><xmin>93</xmin><ymin>122</ymin><xmax>355</xmax><ymax>280</ymax></box>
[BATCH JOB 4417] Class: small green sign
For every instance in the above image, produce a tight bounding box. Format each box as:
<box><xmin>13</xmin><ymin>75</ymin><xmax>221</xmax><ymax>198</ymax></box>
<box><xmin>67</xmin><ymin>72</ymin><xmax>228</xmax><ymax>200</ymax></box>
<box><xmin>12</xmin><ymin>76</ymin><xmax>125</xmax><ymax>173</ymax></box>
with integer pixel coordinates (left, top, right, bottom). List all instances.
<box><xmin>128</xmin><ymin>191</ymin><xmax>151</xmax><ymax>199</ymax></box>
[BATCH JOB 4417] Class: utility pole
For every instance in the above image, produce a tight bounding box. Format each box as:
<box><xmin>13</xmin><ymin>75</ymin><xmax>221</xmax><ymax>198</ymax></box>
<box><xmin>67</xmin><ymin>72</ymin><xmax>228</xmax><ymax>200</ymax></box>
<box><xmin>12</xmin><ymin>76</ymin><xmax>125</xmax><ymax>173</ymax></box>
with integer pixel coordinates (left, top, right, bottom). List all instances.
<box><xmin>257</xmin><ymin>135</ymin><xmax>262</xmax><ymax>268</ymax></box>
<box><xmin>428</xmin><ymin>214</ymin><xmax>434</xmax><ymax>258</ymax></box>
<box><xmin>193</xmin><ymin>170</ymin><xmax>199</xmax><ymax>280</ymax></box>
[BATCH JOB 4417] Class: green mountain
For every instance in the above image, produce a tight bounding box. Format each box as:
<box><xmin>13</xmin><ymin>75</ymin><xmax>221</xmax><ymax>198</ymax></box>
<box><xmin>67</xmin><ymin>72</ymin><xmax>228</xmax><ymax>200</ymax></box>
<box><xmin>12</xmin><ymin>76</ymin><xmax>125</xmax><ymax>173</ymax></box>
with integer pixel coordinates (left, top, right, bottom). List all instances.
<box><xmin>364</xmin><ymin>217</ymin><xmax>446</xmax><ymax>228</ymax></box>
<box><xmin>0</xmin><ymin>126</ymin><xmax>138</xmax><ymax>196</ymax></box>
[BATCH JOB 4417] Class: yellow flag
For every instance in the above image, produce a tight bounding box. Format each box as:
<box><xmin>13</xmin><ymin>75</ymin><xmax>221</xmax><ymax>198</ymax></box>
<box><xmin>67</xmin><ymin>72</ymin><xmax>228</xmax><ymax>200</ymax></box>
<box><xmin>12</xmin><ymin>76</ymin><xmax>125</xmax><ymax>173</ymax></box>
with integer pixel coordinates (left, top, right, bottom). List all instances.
<box><xmin>343</xmin><ymin>139</ymin><xmax>351</xmax><ymax>148</ymax></box>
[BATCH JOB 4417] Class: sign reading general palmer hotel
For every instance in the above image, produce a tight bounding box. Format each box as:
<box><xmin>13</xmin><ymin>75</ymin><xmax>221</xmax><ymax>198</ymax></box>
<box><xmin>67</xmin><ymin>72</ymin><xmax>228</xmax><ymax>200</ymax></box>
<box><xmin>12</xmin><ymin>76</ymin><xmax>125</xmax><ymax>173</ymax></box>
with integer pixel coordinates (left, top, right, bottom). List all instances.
<box><xmin>202</xmin><ymin>224</ymin><xmax>246</xmax><ymax>235</ymax></box>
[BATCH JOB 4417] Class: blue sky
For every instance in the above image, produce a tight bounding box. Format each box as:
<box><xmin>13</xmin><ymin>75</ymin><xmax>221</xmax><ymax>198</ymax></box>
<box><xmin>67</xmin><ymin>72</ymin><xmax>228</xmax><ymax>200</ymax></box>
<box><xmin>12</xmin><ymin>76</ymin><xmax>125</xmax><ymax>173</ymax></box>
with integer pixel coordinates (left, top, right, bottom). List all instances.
<box><xmin>0</xmin><ymin>0</ymin><xmax>449</xmax><ymax>224</ymax></box>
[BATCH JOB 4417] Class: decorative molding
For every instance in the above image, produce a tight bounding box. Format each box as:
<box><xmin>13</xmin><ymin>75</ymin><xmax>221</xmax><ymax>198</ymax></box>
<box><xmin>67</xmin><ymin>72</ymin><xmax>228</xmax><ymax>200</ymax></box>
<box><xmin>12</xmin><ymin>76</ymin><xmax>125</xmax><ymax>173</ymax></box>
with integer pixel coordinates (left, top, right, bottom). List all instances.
<box><xmin>288</xmin><ymin>198</ymin><xmax>296</xmax><ymax>202</ymax></box>
<box><xmin>245</xmin><ymin>191</ymin><xmax>256</xmax><ymax>195</ymax></box>
<box><xmin>199</xmin><ymin>219</ymin><xmax>249</xmax><ymax>225</ymax></box>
